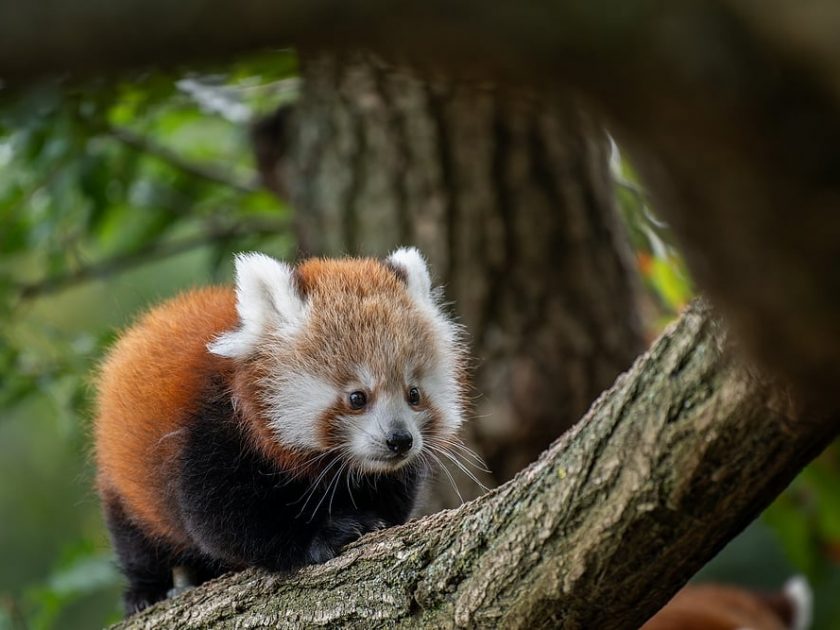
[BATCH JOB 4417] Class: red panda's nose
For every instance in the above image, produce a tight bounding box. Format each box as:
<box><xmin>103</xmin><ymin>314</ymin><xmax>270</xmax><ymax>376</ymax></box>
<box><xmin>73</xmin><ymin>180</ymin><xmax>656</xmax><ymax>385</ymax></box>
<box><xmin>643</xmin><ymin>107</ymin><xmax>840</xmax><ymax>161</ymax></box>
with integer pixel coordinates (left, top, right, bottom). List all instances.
<box><xmin>386</xmin><ymin>429</ymin><xmax>413</xmax><ymax>456</ymax></box>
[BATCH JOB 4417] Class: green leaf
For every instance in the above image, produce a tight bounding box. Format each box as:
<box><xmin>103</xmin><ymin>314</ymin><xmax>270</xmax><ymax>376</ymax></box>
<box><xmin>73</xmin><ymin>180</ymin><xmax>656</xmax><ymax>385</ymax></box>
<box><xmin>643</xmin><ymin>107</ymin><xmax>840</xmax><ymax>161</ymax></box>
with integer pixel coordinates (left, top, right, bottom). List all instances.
<box><xmin>764</xmin><ymin>490</ymin><xmax>819</xmax><ymax>575</ymax></box>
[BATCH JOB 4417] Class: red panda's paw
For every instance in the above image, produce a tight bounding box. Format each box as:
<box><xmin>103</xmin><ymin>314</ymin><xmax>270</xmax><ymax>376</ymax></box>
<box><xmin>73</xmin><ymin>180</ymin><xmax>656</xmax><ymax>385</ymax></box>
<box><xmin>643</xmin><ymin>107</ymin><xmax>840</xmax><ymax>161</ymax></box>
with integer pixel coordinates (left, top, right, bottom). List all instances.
<box><xmin>307</xmin><ymin>514</ymin><xmax>388</xmax><ymax>564</ymax></box>
<box><xmin>124</xmin><ymin>590</ymin><xmax>161</xmax><ymax>616</ymax></box>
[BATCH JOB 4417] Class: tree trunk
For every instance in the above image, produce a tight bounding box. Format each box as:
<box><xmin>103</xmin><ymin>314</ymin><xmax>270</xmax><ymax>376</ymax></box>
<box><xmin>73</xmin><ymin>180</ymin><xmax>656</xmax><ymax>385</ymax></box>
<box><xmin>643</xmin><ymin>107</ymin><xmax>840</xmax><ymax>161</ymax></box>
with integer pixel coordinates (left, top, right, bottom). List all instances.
<box><xmin>114</xmin><ymin>301</ymin><xmax>840</xmax><ymax>630</ymax></box>
<box><xmin>257</xmin><ymin>53</ymin><xmax>644</xmax><ymax>507</ymax></box>
<box><xmin>10</xmin><ymin>1</ymin><xmax>840</xmax><ymax>404</ymax></box>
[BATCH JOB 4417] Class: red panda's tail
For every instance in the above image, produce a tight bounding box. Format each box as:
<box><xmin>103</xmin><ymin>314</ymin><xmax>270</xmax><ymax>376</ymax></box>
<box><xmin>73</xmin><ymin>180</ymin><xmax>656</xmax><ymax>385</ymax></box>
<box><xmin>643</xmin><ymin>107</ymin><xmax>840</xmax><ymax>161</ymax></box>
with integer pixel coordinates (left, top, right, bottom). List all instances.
<box><xmin>642</xmin><ymin>576</ymin><xmax>813</xmax><ymax>630</ymax></box>
<box><xmin>755</xmin><ymin>576</ymin><xmax>813</xmax><ymax>630</ymax></box>
<box><xmin>781</xmin><ymin>576</ymin><xmax>812</xmax><ymax>630</ymax></box>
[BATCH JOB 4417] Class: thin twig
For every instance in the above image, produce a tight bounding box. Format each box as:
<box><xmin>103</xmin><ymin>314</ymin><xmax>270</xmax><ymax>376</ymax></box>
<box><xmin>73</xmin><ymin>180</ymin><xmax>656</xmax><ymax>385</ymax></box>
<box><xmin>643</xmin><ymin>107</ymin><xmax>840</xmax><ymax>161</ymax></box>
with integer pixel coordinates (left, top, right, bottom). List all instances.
<box><xmin>107</xmin><ymin>125</ymin><xmax>260</xmax><ymax>194</ymax></box>
<box><xmin>16</xmin><ymin>218</ymin><xmax>288</xmax><ymax>301</ymax></box>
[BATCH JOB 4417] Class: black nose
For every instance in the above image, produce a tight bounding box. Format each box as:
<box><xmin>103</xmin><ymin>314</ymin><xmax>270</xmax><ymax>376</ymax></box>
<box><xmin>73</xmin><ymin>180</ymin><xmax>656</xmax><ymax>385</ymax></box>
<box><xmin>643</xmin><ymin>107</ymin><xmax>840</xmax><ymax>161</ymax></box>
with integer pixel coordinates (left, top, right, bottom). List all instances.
<box><xmin>386</xmin><ymin>429</ymin><xmax>413</xmax><ymax>455</ymax></box>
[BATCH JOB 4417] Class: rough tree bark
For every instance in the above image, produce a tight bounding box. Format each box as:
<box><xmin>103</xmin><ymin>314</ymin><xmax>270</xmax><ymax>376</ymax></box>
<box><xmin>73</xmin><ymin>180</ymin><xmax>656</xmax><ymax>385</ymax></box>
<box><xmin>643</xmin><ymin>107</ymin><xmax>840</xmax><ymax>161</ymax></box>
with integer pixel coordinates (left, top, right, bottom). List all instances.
<box><xmin>254</xmin><ymin>53</ymin><xmax>644</xmax><ymax>505</ymax></box>
<box><xmin>116</xmin><ymin>302</ymin><xmax>839</xmax><ymax>630</ymax></box>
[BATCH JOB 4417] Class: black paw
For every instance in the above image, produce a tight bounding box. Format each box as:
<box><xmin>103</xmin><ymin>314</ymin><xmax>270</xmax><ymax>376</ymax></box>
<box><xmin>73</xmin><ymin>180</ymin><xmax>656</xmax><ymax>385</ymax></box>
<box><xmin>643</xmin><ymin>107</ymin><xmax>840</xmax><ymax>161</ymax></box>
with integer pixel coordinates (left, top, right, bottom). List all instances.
<box><xmin>307</xmin><ymin>513</ymin><xmax>386</xmax><ymax>564</ymax></box>
<box><xmin>124</xmin><ymin>589</ymin><xmax>166</xmax><ymax>615</ymax></box>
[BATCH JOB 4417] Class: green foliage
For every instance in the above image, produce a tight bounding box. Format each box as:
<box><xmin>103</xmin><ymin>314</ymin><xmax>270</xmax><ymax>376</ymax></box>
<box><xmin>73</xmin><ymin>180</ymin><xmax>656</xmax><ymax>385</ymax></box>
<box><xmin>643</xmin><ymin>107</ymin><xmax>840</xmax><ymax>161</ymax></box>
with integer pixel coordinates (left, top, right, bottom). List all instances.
<box><xmin>611</xmin><ymin>143</ymin><xmax>693</xmax><ymax>331</ymax></box>
<box><xmin>765</xmin><ymin>446</ymin><xmax>840</xmax><ymax>579</ymax></box>
<box><xmin>24</xmin><ymin>542</ymin><xmax>121</xmax><ymax>630</ymax></box>
<box><xmin>0</xmin><ymin>51</ymin><xmax>297</xmax><ymax>629</ymax></box>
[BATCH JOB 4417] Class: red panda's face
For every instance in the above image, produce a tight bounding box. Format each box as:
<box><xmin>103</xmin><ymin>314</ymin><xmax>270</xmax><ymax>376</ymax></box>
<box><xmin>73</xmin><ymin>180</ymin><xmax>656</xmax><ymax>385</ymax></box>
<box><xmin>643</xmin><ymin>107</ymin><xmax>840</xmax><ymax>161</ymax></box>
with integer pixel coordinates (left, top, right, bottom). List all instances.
<box><xmin>318</xmin><ymin>365</ymin><xmax>440</xmax><ymax>473</ymax></box>
<box><xmin>209</xmin><ymin>248</ymin><xmax>469</xmax><ymax>475</ymax></box>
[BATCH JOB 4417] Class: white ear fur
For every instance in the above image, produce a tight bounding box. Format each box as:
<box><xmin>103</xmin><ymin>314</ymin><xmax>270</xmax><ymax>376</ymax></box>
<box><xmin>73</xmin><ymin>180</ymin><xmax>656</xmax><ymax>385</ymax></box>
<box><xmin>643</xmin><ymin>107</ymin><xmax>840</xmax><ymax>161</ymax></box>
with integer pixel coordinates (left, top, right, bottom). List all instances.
<box><xmin>208</xmin><ymin>252</ymin><xmax>304</xmax><ymax>358</ymax></box>
<box><xmin>386</xmin><ymin>247</ymin><xmax>433</xmax><ymax>305</ymax></box>
<box><xmin>784</xmin><ymin>576</ymin><xmax>812</xmax><ymax>630</ymax></box>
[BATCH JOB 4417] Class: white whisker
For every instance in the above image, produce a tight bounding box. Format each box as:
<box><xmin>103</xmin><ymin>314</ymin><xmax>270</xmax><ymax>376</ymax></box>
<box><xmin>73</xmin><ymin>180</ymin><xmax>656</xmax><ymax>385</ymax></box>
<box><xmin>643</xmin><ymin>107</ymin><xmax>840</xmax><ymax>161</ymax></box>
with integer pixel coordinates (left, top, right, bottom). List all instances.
<box><xmin>427</xmin><ymin>444</ymin><xmax>490</xmax><ymax>492</ymax></box>
<box><xmin>274</xmin><ymin>446</ymin><xmax>341</xmax><ymax>487</ymax></box>
<box><xmin>328</xmin><ymin>460</ymin><xmax>351</xmax><ymax>516</ymax></box>
<box><xmin>428</xmin><ymin>437</ymin><xmax>490</xmax><ymax>471</ymax></box>
<box><xmin>345</xmin><ymin>458</ymin><xmax>358</xmax><ymax>510</ymax></box>
<box><xmin>294</xmin><ymin>455</ymin><xmax>342</xmax><ymax>518</ymax></box>
<box><xmin>306</xmin><ymin>461</ymin><xmax>343</xmax><ymax>522</ymax></box>
<box><xmin>428</xmin><ymin>450</ymin><xmax>464</xmax><ymax>505</ymax></box>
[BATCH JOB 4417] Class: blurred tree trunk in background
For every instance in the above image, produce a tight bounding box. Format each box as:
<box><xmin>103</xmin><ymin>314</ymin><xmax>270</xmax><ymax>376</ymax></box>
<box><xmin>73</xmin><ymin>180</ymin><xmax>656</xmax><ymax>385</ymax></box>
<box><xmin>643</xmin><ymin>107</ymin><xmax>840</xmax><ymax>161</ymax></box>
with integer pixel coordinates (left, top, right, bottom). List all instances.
<box><xmin>254</xmin><ymin>53</ymin><xmax>644</xmax><ymax>510</ymax></box>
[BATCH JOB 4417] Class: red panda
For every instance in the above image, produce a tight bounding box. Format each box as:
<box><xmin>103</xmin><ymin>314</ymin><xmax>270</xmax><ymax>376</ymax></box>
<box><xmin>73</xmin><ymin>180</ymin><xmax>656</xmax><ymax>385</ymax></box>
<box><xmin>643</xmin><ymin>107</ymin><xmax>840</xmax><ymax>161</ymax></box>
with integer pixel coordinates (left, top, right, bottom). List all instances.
<box><xmin>94</xmin><ymin>247</ymin><xmax>470</xmax><ymax>614</ymax></box>
<box><xmin>642</xmin><ymin>577</ymin><xmax>812</xmax><ymax>630</ymax></box>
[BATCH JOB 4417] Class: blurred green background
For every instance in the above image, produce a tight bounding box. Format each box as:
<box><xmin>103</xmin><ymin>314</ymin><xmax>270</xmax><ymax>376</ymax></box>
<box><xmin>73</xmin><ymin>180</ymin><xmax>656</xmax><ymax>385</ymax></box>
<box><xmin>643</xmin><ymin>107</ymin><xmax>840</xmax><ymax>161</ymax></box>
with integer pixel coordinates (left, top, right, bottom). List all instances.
<box><xmin>1</xmin><ymin>51</ymin><xmax>837</xmax><ymax>629</ymax></box>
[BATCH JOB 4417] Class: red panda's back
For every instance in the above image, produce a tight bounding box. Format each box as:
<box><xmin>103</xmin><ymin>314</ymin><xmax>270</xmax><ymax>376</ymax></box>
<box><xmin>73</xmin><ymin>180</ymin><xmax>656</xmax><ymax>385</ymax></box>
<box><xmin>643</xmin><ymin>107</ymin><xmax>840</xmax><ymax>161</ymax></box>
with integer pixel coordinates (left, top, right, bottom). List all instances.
<box><xmin>94</xmin><ymin>287</ymin><xmax>237</xmax><ymax>543</ymax></box>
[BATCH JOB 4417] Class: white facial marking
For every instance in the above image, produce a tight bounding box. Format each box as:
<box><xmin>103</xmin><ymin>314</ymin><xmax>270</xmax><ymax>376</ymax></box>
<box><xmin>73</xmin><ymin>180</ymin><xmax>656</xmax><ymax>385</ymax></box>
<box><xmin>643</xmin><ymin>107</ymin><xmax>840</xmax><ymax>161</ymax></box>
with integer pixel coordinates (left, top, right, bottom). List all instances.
<box><xmin>355</xmin><ymin>366</ymin><xmax>377</xmax><ymax>392</ymax></box>
<box><xmin>208</xmin><ymin>252</ymin><xmax>305</xmax><ymax>358</ymax></box>
<box><xmin>348</xmin><ymin>391</ymin><xmax>424</xmax><ymax>473</ymax></box>
<box><xmin>386</xmin><ymin>246</ymin><xmax>465</xmax><ymax>434</ymax></box>
<box><xmin>349</xmin><ymin>245</ymin><xmax>469</xmax><ymax>469</ymax></box>
<box><xmin>421</xmin><ymin>365</ymin><xmax>463</xmax><ymax>433</ymax></box>
<box><xmin>262</xmin><ymin>373</ymin><xmax>337</xmax><ymax>450</ymax></box>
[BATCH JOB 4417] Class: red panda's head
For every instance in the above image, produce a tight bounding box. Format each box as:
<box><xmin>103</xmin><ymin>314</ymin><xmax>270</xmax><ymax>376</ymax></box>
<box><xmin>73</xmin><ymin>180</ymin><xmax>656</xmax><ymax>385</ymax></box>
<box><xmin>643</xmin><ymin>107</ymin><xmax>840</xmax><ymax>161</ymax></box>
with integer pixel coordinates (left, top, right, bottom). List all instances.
<box><xmin>208</xmin><ymin>248</ymin><xmax>468</xmax><ymax>475</ymax></box>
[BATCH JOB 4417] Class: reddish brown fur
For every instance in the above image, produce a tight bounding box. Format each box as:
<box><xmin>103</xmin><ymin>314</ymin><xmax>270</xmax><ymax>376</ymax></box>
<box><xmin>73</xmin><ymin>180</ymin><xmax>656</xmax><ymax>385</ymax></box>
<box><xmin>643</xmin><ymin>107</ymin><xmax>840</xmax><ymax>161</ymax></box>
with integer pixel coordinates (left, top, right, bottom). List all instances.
<box><xmin>316</xmin><ymin>402</ymin><xmax>347</xmax><ymax>450</ymax></box>
<box><xmin>247</xmin><ymin>258</ymin><xmax>461</xmax><ymax>417</ymax></box>
<box><xmin>94</xmin><ymin>256</ymin><xmax>466</xmax><ymax>545</ymax></box>
<box><xmin>291</xmin><ymin>258</ymin><xmax>439</xmax><ymax>384</ymax></box>
<box><xmin>94</xmin><ymin>287</ymin><xmax>237</xmax><ymax>542</ymax></box>
<box><xmin>642</xmin><ymin>584</ymin><xmax>793</xmax><ymax>630</ymax></box>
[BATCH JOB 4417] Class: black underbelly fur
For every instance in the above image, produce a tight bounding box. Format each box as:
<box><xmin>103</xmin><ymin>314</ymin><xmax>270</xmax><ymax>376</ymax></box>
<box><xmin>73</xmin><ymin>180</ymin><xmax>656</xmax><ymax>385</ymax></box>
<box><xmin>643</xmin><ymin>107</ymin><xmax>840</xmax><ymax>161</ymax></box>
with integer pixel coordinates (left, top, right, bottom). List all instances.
<box><xmin>103</xmin><ymin>379</ymin><xmax>423</xmax><ymax>615</ymax></box>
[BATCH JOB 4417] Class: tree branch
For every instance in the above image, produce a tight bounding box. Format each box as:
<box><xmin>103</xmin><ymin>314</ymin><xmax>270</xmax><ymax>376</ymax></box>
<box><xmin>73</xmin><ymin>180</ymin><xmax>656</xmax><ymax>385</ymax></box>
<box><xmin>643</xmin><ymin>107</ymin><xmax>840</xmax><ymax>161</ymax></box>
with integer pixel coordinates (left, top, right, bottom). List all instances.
<box><xmin>16</xmin><ymin>218</ymin><xmax>287</xmax><ymax>301</ymax></box>
<box><xmin>107</xmin><ymin>125</ymin><xmax>260</xmax><ymax>194</ymax></box>
<box><xmin>1</xmin><ymin>2</ymin><xmax>838</xmax><ymax>92</ymax></box>
<box><xmin>115</xmin><ymin>301</ymin><xmax>840</xmax><ymax>629</ymax></box>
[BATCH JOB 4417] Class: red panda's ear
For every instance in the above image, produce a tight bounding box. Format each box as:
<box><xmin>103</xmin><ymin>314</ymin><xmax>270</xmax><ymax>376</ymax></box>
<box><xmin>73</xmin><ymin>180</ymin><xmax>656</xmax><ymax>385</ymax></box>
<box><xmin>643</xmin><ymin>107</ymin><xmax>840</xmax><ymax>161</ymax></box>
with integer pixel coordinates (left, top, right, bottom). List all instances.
<box><xmin>208</xmin><ymin>252</ymin><xmax>305</xmax><ymax>358</ymax></box>
<box><xmin>384</xmin><ymin>247</ymin><xmax>434</xmax><ymax>306</ymax></box>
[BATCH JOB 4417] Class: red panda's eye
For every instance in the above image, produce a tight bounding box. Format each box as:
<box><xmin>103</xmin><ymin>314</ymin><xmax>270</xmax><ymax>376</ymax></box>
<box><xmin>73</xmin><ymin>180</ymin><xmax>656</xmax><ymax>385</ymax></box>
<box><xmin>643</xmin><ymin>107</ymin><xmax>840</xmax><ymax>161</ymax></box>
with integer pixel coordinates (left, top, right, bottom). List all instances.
<box><xmin>407</xmin><ymin>387</ymin><xmax>421</xmax><ymax>406</ymax></box>
<box><xmin>348</xmin><ymin>391</ymin><xmax>367</xmax><ymax>410</ymax></box>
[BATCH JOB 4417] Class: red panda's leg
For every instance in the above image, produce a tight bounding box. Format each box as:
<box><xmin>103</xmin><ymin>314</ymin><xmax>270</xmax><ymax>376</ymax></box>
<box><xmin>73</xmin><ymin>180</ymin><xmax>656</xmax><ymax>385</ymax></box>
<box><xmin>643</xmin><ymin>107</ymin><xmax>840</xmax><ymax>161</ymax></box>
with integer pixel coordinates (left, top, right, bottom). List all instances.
<box><xmin>177</xmin><ymin>412</ymin><xmax>393</xmax><ymax>572</ymax></box>
<box><xmin>102</xmin><ymin>495</ymin><xmax>175</xmax><ymax>614</ymax></box>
